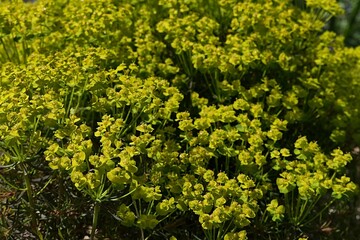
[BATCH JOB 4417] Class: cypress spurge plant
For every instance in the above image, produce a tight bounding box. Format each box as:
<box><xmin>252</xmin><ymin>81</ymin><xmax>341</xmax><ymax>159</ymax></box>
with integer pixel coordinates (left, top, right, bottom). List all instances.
<box><xmin>0</xmin><ymin>0</ymin><xmax>360</xmax><ymax>239</ymax></box>
<box><xmin>43</xmin><ymin>64</ymin><xmax>184</xmax><ymax>239</ymax></box>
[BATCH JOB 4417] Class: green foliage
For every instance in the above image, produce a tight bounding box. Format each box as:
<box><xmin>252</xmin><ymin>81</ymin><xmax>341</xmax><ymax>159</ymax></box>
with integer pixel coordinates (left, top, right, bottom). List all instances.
<box><xmin>0</xmin><ymin>0</ymin><xmax>359</xmax><ymax>239</ymax></box>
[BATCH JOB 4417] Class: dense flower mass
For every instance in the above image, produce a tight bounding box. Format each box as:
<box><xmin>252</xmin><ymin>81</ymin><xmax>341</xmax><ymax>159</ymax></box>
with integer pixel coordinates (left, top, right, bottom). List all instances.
<box><xmin>0</xmin><ymin>0</ymin><xmax>359</xmax><ymax>239</ymax></box>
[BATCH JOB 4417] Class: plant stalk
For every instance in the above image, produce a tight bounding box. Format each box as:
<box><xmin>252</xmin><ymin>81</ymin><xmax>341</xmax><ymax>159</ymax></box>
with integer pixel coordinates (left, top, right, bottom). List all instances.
<box><xmin>21</xmin><ymin>163</ymin><xmax>43</xmax><ymax>239</ymax></box>
<box><xmin>90</xmin><ymin>202</ymin><xmax>101</xmax><ymax>240</ymax></box>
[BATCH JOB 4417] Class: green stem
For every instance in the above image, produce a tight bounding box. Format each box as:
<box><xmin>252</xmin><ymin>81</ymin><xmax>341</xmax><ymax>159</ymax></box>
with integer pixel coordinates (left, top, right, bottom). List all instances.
<box><xmin>0</xmin><ymin>37</ymin><xmax>11</xmax><ymax>62</ymax></box>
<box><xmin>132</xmin><ymin>200</ymin><xmax>145</xmax><ymax>240</ymax></box>
<box><xmin>66</xmin><ymin>87</ymin><xmax>75</xmax><ymax>117</ymax></box>
<box><xmin>21</xmin><ymin>163</ymin><xmax>43</xmax><ymax>240</ymax></box>
<box><xmin>294</xmin><ymin>194</ymin><xmax>302</xmax><ymax>224</ymax></box>
<box><xmin>10</xmin><ymin>36</ymin><xmax>20</xmax><ymax>64</ymax></box>
<box><xmin>141</xmin><ymin>228</ymin><xmax>145</xmax><ymax>240</ymax></box>
<box><xmin>0</xmin><ymin>173</ymin><xmax>26</xmax><ymax>191</ymax></box>
<box><xmin>298</xmin><ymin>195</ymin><xmax>321</xmax><ymax>224</ymax></box>
<box><xmin>90</xmin><ymin>202</ymin><xmax>101</xmax><ymax>240</ymax></box>
<box><xmin>209</xmin><ymin>71</ymin><xmax>220</xmax><ymax>102</ymax></box>
<box><xmin>300</xmin><ymin>199</ymin><xmax>335</xmax><ymax>227</ymax></box>
<box><xmin>298</xmin><ymin>199</ymin><xmax>308</xmax><ymax>225</ymax></box>
<box><xmin>23</xmin><ymin>38</ymin><xmax>28</xmax><ymax>64</ymax></box>
<box><xmin>203</xmin><ymin>74</ymin><xmax>216</xmax><ymax>98</ymax></box>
